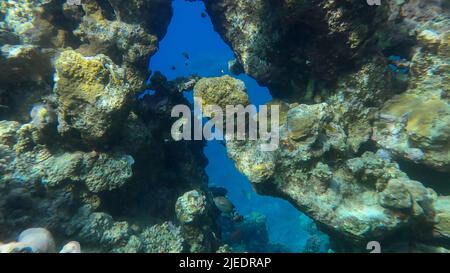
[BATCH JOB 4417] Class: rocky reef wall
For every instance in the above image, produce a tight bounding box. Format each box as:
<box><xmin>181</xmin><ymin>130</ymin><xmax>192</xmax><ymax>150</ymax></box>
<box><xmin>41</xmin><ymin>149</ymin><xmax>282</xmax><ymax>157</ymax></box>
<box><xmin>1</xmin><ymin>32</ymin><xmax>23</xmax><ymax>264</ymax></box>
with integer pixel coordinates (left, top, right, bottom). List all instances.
<box><xmin>194</xmin><ymin>0</ymin><xmax>450</xmax><ymax>252</ymax></box>
<box><xmin>0</xmin><ymin>0</ymin><xmax>223</xmax><ymax>253</ymax></box>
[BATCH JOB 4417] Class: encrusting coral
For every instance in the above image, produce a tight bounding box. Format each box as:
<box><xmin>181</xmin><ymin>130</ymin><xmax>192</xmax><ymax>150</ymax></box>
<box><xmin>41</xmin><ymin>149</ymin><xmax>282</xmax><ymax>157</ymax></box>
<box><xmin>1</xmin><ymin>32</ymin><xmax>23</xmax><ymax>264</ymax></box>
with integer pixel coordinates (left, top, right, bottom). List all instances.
<box><xmin>196</xmin><ymin>0</ymin><xmax>450</xmax><ymax>252</ymax></box>
<box><xmin>194</xmin><ymin>75</ymin><xmax>250</xmax><ymax>112</ymax></box>
<box><xmin>54</xmin><ymin>50</ymin><xmax>134</xmax><ymax>147</ymax></box>
<box><xmin>0</xmin><ymin>0</ymin><xmax>219</xmax><ymax>253</ymax></box>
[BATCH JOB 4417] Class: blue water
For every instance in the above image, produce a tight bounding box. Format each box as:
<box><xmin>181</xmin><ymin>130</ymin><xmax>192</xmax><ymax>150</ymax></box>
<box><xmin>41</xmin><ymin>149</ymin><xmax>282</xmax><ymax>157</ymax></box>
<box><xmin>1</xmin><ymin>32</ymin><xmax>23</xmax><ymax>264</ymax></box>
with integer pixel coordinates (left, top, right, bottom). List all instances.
<box><xmin>149</xmin><ymin>0</ymin><xmax>325</xmax><ymax>252</ymax></box>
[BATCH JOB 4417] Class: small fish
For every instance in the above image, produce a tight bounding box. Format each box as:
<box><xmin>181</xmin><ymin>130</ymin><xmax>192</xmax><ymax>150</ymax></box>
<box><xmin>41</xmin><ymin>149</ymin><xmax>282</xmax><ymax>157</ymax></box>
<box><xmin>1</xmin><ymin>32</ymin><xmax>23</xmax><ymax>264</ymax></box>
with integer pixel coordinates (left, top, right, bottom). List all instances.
<box><xmin>388</xmin><ymin>63</ymin><xmax>398</xmax><ymax>72</ymax></box>
<box><xmin>213</xmin><ymin>196</ymin><xmax>235</xmax><ymax>215</ymax></box>
<box><xmin>171</xmin><ymin>65</ymin><xmax>176</xmax><ymax>70</ymax></box>
<box><xmin>387</xmin><ymin>55</ymin><xmax>410</xmax><ymax>74</ymax></box>
<box><xmin>201</xmin><ymin>12</ymin><xmax>207</xmax><ymax>18</ymax></box>
<box><xmin>182</xmin><ymin>52</ymin><xmax>190</xmax><ymax>60</ymax></box>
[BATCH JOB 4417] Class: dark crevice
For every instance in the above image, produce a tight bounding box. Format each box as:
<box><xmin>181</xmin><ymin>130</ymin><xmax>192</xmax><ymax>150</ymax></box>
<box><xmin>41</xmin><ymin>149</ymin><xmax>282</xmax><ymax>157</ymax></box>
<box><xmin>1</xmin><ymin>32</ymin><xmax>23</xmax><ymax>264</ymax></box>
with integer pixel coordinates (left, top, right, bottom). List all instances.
<box><xmin>396</xmin><ymin>158</ymin><xmax>450</xmax><ymax>195</ymax></box>
<box><xmin>355</xmin><ymin>139</ymin><xmax>378</xmax><ymax>157</ymax></box>
<box><xmin>97</xmin><ymin>0</ymin><xmax>117</xmax><ymax>21</ymax></box>
<box><xmin>382</xmin><ymin>39</ymin><xmax>417</xmax><ymax>59</ymax></box>
<box><xmin>41</xmin><ymin>0</ymin><xmax>83</xmax><ymax>48</ymax></box>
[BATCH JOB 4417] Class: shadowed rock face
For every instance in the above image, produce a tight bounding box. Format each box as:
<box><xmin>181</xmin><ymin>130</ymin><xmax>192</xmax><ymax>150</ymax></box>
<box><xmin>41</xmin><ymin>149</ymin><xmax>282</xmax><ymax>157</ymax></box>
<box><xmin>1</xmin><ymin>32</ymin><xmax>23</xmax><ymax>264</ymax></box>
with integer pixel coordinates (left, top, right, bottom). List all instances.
<box><xmin>203</xmin><ymin>0</ymin><xmax>386</xmax><ymax>99</ymax></box>
<box><xmin>199</xmin><ymin>0</ymin><xmax>450</xmax><ymax>252</ymax></box>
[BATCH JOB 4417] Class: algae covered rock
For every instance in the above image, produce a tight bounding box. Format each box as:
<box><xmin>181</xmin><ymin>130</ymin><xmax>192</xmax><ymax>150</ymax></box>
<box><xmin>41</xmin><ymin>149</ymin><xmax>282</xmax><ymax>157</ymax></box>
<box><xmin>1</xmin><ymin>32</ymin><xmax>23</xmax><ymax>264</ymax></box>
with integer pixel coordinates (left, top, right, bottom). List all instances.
<box><xmin>83</xmin><ymin>152</ymin><xmax>134</xmax><ymax>193</ymax></box>
<box><xmin>74</xmin><ymin>8</ymin><xmax>158</xmax><ymax>75</ymax></box>
<box><xmin>227</xmin><ymin>116</ymin><xmax>437</xmax><ymax>245</ymax></box>
<box><xmin>65</xmin><ymin>208</ymin><xmax>184</xmax><ymax>253</ymax></box>
<box><xmin>175</xmin><ymin>190</ymin><xmax>207</xmax><ymax>224</ymax></box>
<box><xmin>73</xmin><ymin>211</ymin><xmax>132</xmax><ymax>249</ymax></box>
<box><xmin>226</xmin><ymin>140</ymin><xmax>276</xmax><ymax>184</ymax></box>
<box><xmin>286</xmin><ymin>103</ymin><xmax>330</xmax><ymax>141</ymax></box>
<box><xmin>373</xmin><ymin>16</ymin><xmax>450</xmax><ymax>172</ymax></box>
<box><xmin>0</xmin><ymin>45</ymin><xmax>52</xmax><ymax>84</ymax></box>
<box><xmin>1</xmin><ymin>120</ymin><xmax>134</xmax><ymax>193</ymax></box>
<box><xmin>194</xmin><ymin>75</ymin><xmax>250</xmax><ymax>112</ymax></box>
<box><xmin>140</xmin><ymin>222</ymin><xmax>184</xmax><ymax>253</ymax></box>
<box><xmin>203</xmin><ymin>0</ymin><xmax>450</xmax><ymax>252</ymax></box>
<box><xmin>54</xmin><ymin>50</ymin><xmax>133</xmax><ymax>146</ymax></box>
<box><xmin>374</xmin><ymin>92</ymin><xmax>450</xmax><ymax>171</ymax></box>
<box><xmin>433</xmin><ymin>197</ymin><xmax>450</xmax><ymax>240</ymax></box>
<box><xmin>175</xmin><ymin>190</ymin><xmax>220</xmax><ymax>253</ymax></box>
<box><xmin>203</xmin><ymin>0</ymin><xmax>386</xmax><ymax>97</ymax></box>
<box><xmin>0</xmin><ymin>0</ymin><xmax>222</xmax><ymax>254</ymax></box>
<box><xmin>42</xmin><ymin>151</ymin><xmax>134</xmax><ymax>193</ymax></box>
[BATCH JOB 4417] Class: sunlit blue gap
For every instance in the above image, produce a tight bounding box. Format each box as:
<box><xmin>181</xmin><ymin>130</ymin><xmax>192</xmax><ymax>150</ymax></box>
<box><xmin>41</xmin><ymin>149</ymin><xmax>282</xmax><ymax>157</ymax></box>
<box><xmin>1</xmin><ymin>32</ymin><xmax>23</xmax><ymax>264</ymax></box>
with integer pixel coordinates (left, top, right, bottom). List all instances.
<box><xmin>148</xmin><ymin>0</ymin><xmax>310</xmax><ymax>251</ymax></box>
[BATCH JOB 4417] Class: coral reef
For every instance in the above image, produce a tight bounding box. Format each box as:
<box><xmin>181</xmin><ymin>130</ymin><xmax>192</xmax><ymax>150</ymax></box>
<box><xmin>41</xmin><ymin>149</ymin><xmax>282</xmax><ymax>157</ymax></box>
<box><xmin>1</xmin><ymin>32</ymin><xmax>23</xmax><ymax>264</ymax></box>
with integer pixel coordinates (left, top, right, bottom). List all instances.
<box><xmin>0</xmin><ymin>0</ymin><xmax>220</xmax><ymax>253</ymax></box>
<box><xmin>202</xmin><ymin>0</ymin><xmax>388</xmax><ymax>99</ymax></box>
<box><xmin>1</xmin><ymin>0</ymin><xmax>449</xmax><ymax>253</ymax></box>
<box><xmin>59</xmin><ymin>241</ymin><xmax>81</xmax><ymax>253</ymax></box>
<box><xmin>175</xmin><ymin>190</ymin><xmax>220</xmax><ymax>252</ymax></box>
<box><xmin>373</xmin><ymin>13</ymin><xmax>450</xmax><ymax>172</ymax></box>
<box><xmin>140</xmin><ymin>222</ymin><xmax>184</xmax><ymax>253</ymax></box>
<box><xmin>0</xmin><ymin>227</ymin><xmax>81</xmax><ymax>253</ymax></box>
<box><xmin>198</xmin><ymin>0</ymin><xmax>450</xmax><ymax>252</ymax></box>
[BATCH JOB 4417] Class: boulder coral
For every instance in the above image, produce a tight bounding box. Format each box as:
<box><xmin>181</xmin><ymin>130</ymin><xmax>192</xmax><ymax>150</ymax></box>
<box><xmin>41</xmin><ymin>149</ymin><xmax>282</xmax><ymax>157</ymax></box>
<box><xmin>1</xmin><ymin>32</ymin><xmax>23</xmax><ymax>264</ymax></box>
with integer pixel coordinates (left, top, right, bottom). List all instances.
<box><xmin>194</xmin><ymin>75</ymin><xmax>250</xmax><ymax>113</ymax></box>
<box><xmin>54</xmin><ymin>50</ymin><xmax>134</xmax><ymax>147</ymax></box>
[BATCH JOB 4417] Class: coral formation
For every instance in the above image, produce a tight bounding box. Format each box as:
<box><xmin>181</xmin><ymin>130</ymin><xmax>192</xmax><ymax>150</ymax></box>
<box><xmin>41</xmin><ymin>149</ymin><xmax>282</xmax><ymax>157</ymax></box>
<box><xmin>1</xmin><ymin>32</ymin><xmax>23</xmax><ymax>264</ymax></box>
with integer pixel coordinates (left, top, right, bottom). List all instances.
<box><xmin>175</xmin><ymin>190</ymin><xmax>220</xmax><ymax>252</ymax></box>
<box><xmin>202</xmin><ymin>0</ymin><xmax>387</xmax><ymax>99</ymax></box>
<box><xmin>0</xmin><ymin>0</ymin><xmax>219</xmax><ymax>253</ymax></box>
<box><xmin>373</xmin><ymin>14</ymin><xmax>450</xmax><ymax>172</ymax></box>
<box><xmin>193</xmin><ymin>75</ymin><xmax>250</xmax><ymax>114</ymax></box>
<box><xmin>176</xmin><ymin>190</ymin><xmax>207</xmax><ymax>224</ymax></box>
<box><xmin>54</xmin><ymin>50</ymin><xmax>134</xmax><ymax>146</ymax></box>
<box><xmin>140</xmin><ymin>222</ymin><xmax>184</xmax><ymax>253</ymax></box>
<box><xmin>0</xmin><ymin>227</ymin><xmax>55</xmax><ymax>253</ymax></box>
<box><xmin>197</xmin><ymin>0</ymin><xmax>450</xmax><ymax>252</ymax></box>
